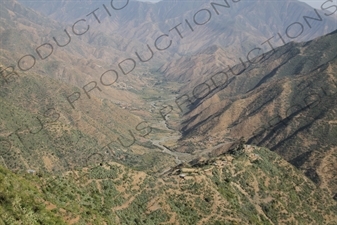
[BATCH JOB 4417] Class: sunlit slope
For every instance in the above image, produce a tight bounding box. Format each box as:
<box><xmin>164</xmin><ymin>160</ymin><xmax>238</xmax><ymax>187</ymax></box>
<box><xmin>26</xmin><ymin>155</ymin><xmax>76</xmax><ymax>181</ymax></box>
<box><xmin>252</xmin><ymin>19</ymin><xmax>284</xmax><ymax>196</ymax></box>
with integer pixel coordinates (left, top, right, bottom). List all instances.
<box><xmin>176</xmin><ymin>29</ymin><xmax>337</xmax><ymax>197</ymax></box>
<box><xmin>1</xmin><ymin>145</ymin><xmax>336</xmax><ymax>224</ymax></box>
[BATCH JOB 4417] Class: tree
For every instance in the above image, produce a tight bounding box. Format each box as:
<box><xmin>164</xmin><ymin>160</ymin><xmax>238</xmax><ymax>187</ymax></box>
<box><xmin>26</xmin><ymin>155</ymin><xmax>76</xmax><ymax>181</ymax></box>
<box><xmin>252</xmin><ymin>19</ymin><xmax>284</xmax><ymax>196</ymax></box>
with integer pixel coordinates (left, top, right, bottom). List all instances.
<box><xmin>229</xmin><ymin>137</ymin><xmax>245</xmax><ymax>156</ymax></box>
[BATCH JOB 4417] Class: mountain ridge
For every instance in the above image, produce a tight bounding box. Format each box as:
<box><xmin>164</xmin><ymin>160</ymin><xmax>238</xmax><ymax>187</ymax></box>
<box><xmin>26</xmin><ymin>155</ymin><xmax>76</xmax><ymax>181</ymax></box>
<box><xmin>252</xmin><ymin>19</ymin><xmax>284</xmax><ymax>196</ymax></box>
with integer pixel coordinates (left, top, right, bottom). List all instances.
<box><xmin>173</xmin><ymin>28</ymin><xmax>337</xmax><ymax>199</ymax></box>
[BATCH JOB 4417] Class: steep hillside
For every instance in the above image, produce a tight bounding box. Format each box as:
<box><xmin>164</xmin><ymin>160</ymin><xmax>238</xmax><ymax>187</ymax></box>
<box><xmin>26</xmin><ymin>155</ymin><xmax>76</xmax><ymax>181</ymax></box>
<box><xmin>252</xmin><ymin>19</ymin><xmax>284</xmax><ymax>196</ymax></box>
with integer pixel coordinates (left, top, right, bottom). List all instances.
<box><xmin>1</xmin><ymin>1</ymin><xmax>337</xmax><ymax>223</ymax></box>
<box><xmin>0</xmin><ymin>62</ymin><xmax>183</xmax><ymax>176</ymax></box>
<box><xmin>0</xmin><ymin>0</ymin><xmax>161</xmax><ymax>103</ymax></box>
<box><xmin>1</xmin><ymin>145</ymin><xmax>337</xmax><ymax>224</ymax></box>
<box><xmin>0</xmin><ymin>0</ymin><xmax>186</xmax><ymax>177</ymax></box>
<box><xmin>175</xmin><ymin>29</ymin><xmax>337</xmax><ymax>198</ymax></box>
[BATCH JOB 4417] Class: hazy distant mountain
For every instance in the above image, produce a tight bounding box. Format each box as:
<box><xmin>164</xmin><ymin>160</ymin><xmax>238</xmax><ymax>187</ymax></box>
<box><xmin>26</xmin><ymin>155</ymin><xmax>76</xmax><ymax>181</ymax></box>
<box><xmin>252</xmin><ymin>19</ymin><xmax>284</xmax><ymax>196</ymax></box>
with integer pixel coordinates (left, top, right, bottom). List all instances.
<box><xmin>18</xmin><ymin>0</ymin><xmax>337</xmax><ymax>61</ymax></box>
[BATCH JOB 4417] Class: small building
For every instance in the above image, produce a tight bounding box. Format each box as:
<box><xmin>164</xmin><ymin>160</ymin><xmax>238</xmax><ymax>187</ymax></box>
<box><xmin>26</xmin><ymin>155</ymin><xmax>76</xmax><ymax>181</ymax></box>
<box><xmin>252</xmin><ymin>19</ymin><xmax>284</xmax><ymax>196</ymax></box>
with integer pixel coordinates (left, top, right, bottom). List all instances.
<box><xmin>249</xmin><ymin>153</ymin><xmax>262</xmax><ymax>163</ymax></box>
<box><xmin>181</xmin><ymin>168</ymin><xmax>198</xmax><ymax>173</ymax></box>
<box><xmin>179</xmin><ymin>174</ymin><xmax>186</xmax><ymax>179</ymax></box>
<box><xmin>27</xmin><ymin>169</ymin><xmax>36</xmax><ymax>175</ymax></box>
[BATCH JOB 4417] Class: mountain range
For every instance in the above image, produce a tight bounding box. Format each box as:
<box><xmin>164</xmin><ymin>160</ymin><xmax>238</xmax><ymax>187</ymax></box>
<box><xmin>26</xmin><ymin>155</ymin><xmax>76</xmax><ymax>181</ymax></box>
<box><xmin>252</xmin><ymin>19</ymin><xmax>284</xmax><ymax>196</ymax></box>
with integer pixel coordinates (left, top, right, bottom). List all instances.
<box><xmin>1</xmin><ymin>0</ymin><xmax>337</xmax><ymax>224</ymax></box>
<box><xmin>175</xmin><ymin>28</ymin><xmax>337</xmax><ymax>199</ymax></box>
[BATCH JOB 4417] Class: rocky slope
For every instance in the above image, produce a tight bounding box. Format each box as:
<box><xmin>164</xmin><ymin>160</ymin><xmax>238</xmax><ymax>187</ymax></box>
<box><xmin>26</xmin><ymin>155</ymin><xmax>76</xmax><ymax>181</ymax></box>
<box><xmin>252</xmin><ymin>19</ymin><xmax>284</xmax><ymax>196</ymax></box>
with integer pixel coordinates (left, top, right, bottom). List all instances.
<box><xmin>175</xmin><ymin>29</ymin><xmax>337</xmax><ymax>199</ymax></box>
<box><xmin>1</xmin><ymin>145</ymin><xmax>337</xmax><ymax>224</ymax></box>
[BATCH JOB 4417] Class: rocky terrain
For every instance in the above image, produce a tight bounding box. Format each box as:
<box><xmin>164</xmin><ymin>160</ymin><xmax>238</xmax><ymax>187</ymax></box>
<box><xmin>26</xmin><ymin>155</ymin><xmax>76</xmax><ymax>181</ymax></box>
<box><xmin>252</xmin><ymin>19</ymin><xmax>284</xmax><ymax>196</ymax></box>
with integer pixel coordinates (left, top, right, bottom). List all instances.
<box><xmin>0</xmin><ymin>0</ymin><xmax>337</xmax><ymax>224</ymax></box>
